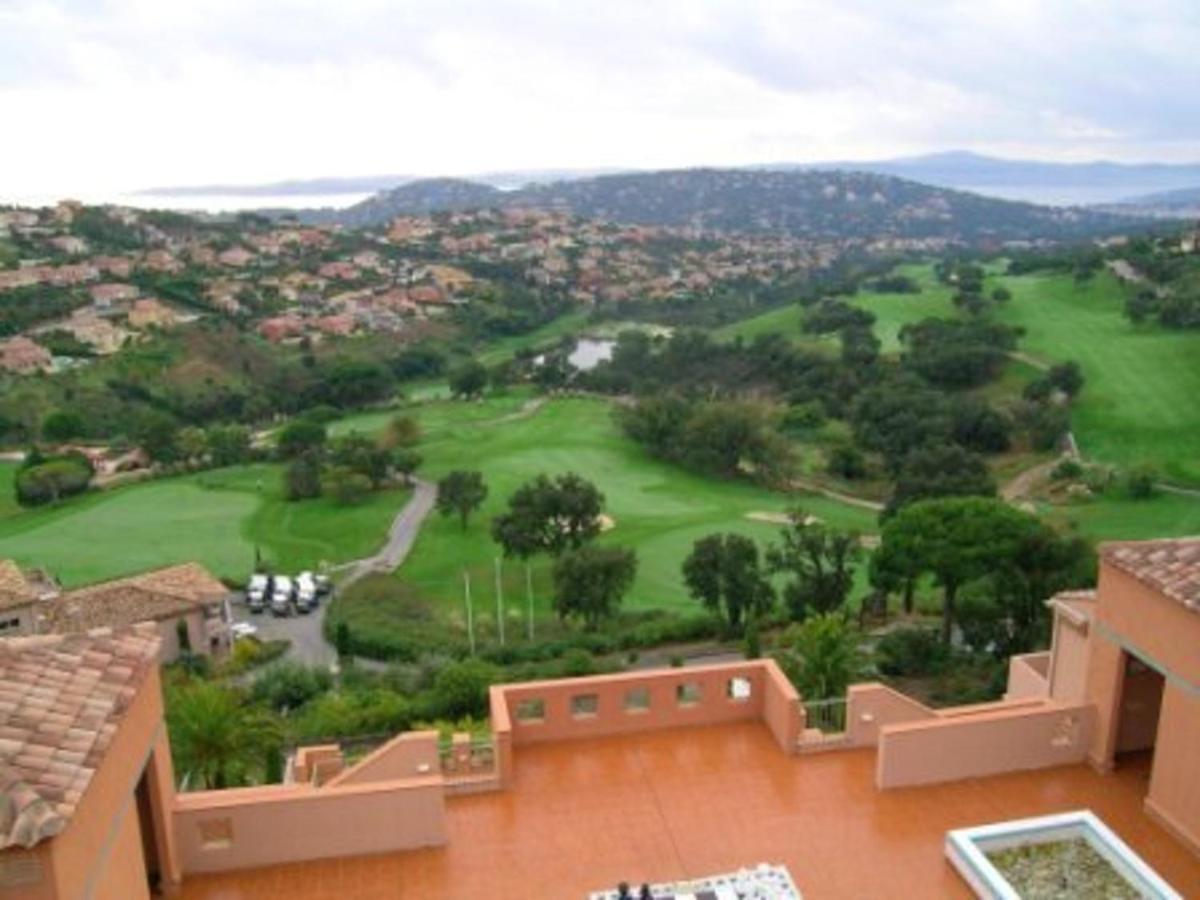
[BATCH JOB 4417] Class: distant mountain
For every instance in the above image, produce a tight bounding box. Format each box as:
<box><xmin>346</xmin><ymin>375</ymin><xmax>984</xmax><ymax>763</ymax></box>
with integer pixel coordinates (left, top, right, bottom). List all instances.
<box><xmin>313</xmin><ymin>168</ymin><xmax>1138</xmax><ymax>242</ymax></box>
<box><xmin>138</xmin><ymin>167</ymin><xmax>629</xmax><ymax>199</ymax></box>
<box><xmin>1106</xmin><ymin>185</ymin><xmax>1200</xmax><ymax>218</ymax></box>
<box><xmin>140</xmin><ymin>151</ymin><xmax>1200</xmax><ymax>208</ymax></box>
<box><xmin>793</xmin><ymin>151</ymin><xmax>1200</xmax><ymax>206</ymax></box>
<box><xmin>335</xmin><ymin>178</ymin><xmax>503</xmax><ymax>227</ymax></box>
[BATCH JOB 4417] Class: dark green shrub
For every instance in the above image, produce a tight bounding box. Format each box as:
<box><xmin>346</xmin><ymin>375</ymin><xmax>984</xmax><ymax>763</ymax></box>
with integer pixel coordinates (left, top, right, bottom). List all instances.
<box><xmin>875</xmin><ymin>627</ymin><xmax>949</xmax><ymax>677</ymax></box>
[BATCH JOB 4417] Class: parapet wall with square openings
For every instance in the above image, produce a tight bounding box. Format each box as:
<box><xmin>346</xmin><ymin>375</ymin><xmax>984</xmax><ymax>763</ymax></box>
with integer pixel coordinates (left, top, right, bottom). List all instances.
<box><xmin>488</xmin><ymin>659</ymin><xmax>803</xmax><ymax>787</ymax></box>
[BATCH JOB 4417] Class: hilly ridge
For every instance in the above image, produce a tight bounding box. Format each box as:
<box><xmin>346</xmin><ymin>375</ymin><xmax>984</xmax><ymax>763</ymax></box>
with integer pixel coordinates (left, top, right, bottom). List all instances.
<box><xmin>311</xmin><ymin>167</ymin><xmax>1139</xmax><ymax>242</ymax></box>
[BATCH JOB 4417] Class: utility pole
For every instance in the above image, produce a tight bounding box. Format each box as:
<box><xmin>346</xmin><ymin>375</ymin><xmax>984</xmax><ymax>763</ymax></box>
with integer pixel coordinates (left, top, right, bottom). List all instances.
<box><xmin>495</xmin><ymin>558</ymin><xmax>505</xmax><ymax>646</ymax></box>
<box><xmin>464</xmin><ymin>570</ymin><xmax>475</xmax><ymax>656</ymax></box>
<box><xmin>526</xmin><ymin>562</ymin><xmax>535</xmax><ymax>641</ymax></box>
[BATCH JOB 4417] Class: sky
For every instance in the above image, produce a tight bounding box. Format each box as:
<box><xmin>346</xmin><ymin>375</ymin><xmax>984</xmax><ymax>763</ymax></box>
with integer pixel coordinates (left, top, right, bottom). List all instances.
<box><xmin>2</xmin><ymin>0</ymin><xmax>1199</xmax><ymax>199</ymax></box>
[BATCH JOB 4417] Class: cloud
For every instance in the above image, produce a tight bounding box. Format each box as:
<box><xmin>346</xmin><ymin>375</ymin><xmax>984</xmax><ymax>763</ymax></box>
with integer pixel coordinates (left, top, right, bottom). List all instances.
<box><xmin>1</xmin><ymin>0</ymin><xmax>1198</xmax><ymax>197</ymax></box>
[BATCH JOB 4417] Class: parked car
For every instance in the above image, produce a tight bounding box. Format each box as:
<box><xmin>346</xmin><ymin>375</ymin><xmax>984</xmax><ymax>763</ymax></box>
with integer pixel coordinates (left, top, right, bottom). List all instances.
<box><xmin>295</xmin><ymin>573</ymin><xmax>317</xmax><ymax>614</ymax></box>
<box><xmin>247</xmin><ymin>574</ymin><xmax>270</xmax><ymax>614</ymax></box>
<box><xmin>270</xmin><ymin>576</ymin><xmax>294</xmax><ymax>617</ymax></box>
<box><xmin>231</xmin><ymin>622</ymin><xmax>259</xmax><ymax>640</ymax></box>
<box><xmin>314</xmin><ymin>573</ymin><xmax>332</xmax><ymax>596</ymax></box>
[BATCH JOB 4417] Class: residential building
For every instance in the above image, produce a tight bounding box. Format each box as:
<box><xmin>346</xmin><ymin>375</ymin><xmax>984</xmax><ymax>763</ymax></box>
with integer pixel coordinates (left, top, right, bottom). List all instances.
<box><xmin>216</xmin><ymin>247</ymin><xmax>254</xmax><ymax>268</ymax></box>
<box><xmin>0</xmin><ymin>625</ymin><xmax>179</xmax><ymax>899</ymax></box>
<box><xmin>0</xmin><ymin>337</ymin><xmax>52</xmax><ymax>374</ymax></box>
<box><xmin>0</xmin><ymin>562</ymin><xmax>232</xmax><ymax>662</ymax></box>
<box><xmin>88</xmin><ymin>282</ymin><xmax>139</xmax><ymax>307</ymax></box>
<box><xmin>126</xmin><ymin>298</ymin><xmax>178</xmax><ymax>330</ymax></box>
<box><xmin>0</xmin><ymin>561</ymin><xmax>40</xmax><ymax>636</ymax></box>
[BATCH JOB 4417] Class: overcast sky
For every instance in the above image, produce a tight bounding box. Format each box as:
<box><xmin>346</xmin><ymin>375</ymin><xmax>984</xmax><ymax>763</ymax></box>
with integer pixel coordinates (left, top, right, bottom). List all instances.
<box><xmin>2</xmin><ymin>0</ymin><xmax>1199</xmax><ymax>198</ymax></box>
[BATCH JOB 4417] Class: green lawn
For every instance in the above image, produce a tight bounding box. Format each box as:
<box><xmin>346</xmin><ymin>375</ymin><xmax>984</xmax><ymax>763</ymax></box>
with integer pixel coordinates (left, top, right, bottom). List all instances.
<box><xmin>713</xmin><ymin>263</ymin><xmax>958</xmax><ymax>353</ymax></box>
<box><xmin>1040</xmin><ymin>491</ymin><xmax>1200</xmax><ymax>542</ymax></box>
<box><xmin>992</xmin><ymin>272</ymin><xmax>1200</xmax><ymax>485</ymax></box>
<box><xmin>0</xmin><ymin>464</ymin><xmax>408</xmax><ymax>586</ymax></box>
<box><xmin>365</xmin><ymin>396</ymin><xmax>876</xmax><ymax>632</ymax></box>
<box><xmin>0</xmin><ymin>463</ymin><xmax>20</xmax><ymax>521</ymax></box>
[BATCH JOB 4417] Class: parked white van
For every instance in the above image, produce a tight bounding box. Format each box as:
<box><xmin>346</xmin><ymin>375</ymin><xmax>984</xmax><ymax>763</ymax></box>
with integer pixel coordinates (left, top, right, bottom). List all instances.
<box><xmin>295</xmin><ymin>573</ymin><xmax>317</xmax><ymax>614</ymax></box>
<box><xmin>270</xmin><ymin>576</ymin><xmax>294</xmax><ymax>616</ymax></box>
<box><xmin>247</xmin><ymin>574</ymin><xmax>270</xmax><ymax>613</ymax></box>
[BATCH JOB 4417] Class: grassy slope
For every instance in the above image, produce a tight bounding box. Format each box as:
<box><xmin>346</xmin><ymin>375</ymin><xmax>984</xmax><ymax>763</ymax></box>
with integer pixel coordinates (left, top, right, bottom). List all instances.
<box><xmin>713</xmin><ymin>263</ymin><xmax>957</xmax><ymax>352</ymax></box>
<box><xmin>993</xmin><ymin>272</ymin><xmax>1200</xmax><ymax>485</ymax></box>
<box><xmin>372</xmin><ymin>396</ymin><xmax>877</xmax><ymax>625</ymax></box>
<box><xmin>0</xmin><ymin>463</ymin><xmax>408</xmax><ymax>586</ymax></box>
<box><xmin>714</xmin><ymin>261</ymin><xmax>1200</xmax><ymax>538</ymax></box>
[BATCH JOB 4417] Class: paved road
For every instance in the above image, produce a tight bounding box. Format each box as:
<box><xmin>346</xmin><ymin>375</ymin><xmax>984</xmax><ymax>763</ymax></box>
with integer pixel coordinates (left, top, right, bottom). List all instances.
<box><xmin>335</xmin><ymin>478</ymin><xmax>437</xmax><ymax>589</ymax></box>
<box><xmin>233</xmin><ymin>479</ymin><xmax>438</xmax><ymax>669</ymax></box>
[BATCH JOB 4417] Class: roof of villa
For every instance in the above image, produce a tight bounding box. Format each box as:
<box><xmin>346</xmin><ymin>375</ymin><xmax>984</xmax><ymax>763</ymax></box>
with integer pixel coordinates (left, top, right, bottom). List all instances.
<box><xmin>0</xmin><ymin>560</ymin><xmax>38</xmax><ymax>612</ymax></box>
<box><xmin>1102</xmin><ymin>538</ymin><xmax>1200</xmax><ymax>614</ymax></box>
<box><xmin>0</xmin><ymin>624</ymin><xmax>160</xmax><ymax>850</ymax></box>
<box><xmin>38</xmin><ymin>562</ymin><xmax>228</xmax><ymax>634</ymax></box>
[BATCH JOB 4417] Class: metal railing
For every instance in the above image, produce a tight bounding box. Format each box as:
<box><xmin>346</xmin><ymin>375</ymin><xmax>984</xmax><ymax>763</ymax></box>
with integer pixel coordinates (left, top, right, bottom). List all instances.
<box><xmin>438</xmin><ymin>735</ymin><xmax>497</xmax><ymax>777</ymax></box>
<box><xmin>803</xmin><ymin>697</ymin><xmax>848</xmax><ymax>734</ymax></box>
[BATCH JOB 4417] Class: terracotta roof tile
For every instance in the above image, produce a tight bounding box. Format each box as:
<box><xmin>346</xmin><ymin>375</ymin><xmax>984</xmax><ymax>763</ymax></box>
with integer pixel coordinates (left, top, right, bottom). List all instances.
<box><xmin>1101</xmin><ymin>537</ymin><xmax>1200</xmax><ymax>614</ymax></box>
<box><xmin>0</xmin><ymin>624</ymin><xmax>159</xmax><ymax>850</ymax></box>
<box><xmin>37</xmin><ymin>562</ymin><xmax>228</xmax><ymax>635</ymax></box>
<box><xmin>0</xmin><ymin>560</ymin><xmax>37</xmax><ymax>611</ymax></box>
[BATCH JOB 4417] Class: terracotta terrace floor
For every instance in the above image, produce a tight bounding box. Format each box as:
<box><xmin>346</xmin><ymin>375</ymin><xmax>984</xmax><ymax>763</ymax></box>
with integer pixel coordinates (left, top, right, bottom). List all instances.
<box><xmin>179</xmin><ymin>721</ymin><xmax>1200</xmax><ymax>899</ymax></box>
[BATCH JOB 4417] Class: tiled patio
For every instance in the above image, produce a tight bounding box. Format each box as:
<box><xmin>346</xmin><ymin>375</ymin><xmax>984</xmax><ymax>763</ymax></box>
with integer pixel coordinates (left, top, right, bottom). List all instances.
<box><xmin>179</xmin><ymin>721</ymin><xmax>1200</xmax><ymax>899</ymax></box>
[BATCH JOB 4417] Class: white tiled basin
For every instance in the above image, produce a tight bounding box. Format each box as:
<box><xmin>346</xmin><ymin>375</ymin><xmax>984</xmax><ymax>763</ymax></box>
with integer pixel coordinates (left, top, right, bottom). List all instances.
<box><xmin>946</xmin><ymin>810</ymin><xmax>1182</xmax><ymax>899</ymax></box>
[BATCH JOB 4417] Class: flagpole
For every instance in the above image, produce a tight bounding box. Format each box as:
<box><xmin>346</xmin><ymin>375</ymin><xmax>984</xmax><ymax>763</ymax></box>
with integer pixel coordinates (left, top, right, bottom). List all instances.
<box><xmin>526</xmin><ymin>562</ymin><xmax>535</xmax><ymax>640</ymax></box>
<box><xmin>464</xmin><ymin>570</ymin><xmax>475</xmax><ymax>656</ymax></box>
<box><xmin>495</xmin><ymin>557</ymin><xmax>505</xmax><ymax>646</ymax></box>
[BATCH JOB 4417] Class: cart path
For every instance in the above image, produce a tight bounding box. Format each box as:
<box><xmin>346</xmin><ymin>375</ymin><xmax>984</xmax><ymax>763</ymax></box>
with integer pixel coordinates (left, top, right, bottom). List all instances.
<box><xmin>334</xmin><ymin>478</ymin><xmax>438</xmax><ymax>588</ymax></box>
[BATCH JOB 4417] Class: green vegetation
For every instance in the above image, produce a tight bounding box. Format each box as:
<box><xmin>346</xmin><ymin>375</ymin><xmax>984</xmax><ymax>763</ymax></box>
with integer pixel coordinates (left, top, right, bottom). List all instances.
<box><xmin>0</xmin><ymin>464</ymin><xmax>408</xmax><ymax>585</ymax></box>
<box><xmin>328</xmin><ymin>396</ymin><xmax>876</xmax><ymax>655</ymax></box>
<box><xmin>993</xmin><ymin>272</ymin><xmax>1200</xmax><ymax>484</ymax></box>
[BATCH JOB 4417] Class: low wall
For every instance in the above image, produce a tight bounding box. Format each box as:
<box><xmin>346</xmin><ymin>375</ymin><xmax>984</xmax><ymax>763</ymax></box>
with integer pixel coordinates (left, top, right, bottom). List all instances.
<box><xmin>844</xmin><ymin>683</ymin><xmax>937</xmax><ymax>748</ymax></box>
<box><xmin>876</xmin><ymin>701</ymin><xmax>1094</xmax><ymax>789</ymax></box>
<box><xmin>326</xmin><ymin>731</ymin><xmax>439</xmax><ymax>787</ymax></box>
<box><xmin>174</xmin><ymin>776</ymin><xmax>446</xmax><ymax>875</ymax></box>
<box><xmin>762</xmin><ymin>661</ymin><xmax>803</xmax><ymax>750</ymax></box>
<box><xmin>1005</xmin><ymin>652</ymin><xmax>1051</xmax><ymax>701</ymax></box>
<box><xmin>490</xmin><ymin>660</ymin><xmax>802</xmax><ymax>755</ymax></box>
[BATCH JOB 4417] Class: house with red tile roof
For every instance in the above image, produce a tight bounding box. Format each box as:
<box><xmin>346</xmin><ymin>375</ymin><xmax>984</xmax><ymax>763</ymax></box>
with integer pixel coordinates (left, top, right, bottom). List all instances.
<box><xmin>0</xmin><ymin>561</ymin><xmax>40</xmax><ymax>637</ymax></box>
<box><xmin>0</xmin><ymin>562</ymin><xmax>232</xmax><ymax>663</ymax></box>
<box><xmin>216</xmin><ymin>246</ymin><xmax>254</xmax><ymax>268</ymax></box>
<box><xmin>126</xmin><ymin>298</ymin><xmax>178</xmax><ymax>330</ymax></box>
<box><xmin>0</xmin><ymin>337</ymin><xmax>52</xmax><ymax>375</ymax></box>
<box><xmin>257</xmin><ymin>315</ymin><xmax>305</xmax><ymax>343</ymax></box>
<box><xmin>0</xmin><ymin>625</ymin><xmax>180</xmax><ymax>898</ymax></box>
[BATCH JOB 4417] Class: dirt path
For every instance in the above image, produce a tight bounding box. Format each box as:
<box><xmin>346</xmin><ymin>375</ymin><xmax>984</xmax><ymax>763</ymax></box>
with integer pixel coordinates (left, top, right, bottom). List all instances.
<box><xmin>1001</xmin><ymin>458</ymin><xmax>1061</xmax><ymax>503</ymax></box>
<box><xmin>788</xmin><ymin>477</ymin><xmax>885</xmax><ymax>512</ymax></box>
<box><xmin>481</xmin><ymin>396</ymin><xmax>547</xmax><ymax>426</ymax></box>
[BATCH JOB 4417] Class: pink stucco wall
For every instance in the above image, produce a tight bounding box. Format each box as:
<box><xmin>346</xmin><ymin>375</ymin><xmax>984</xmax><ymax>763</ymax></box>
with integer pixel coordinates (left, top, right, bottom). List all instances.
<box><xmin>490</xmin><ymin>660</ymin><xmax>802</xmax><ymax>755</ymax></box>
<box><xmin>1047</xmin><ymin>604</ymin><xmax>1091</xmax><ymax>703</ymax></box>
<box><xmin>173</xmin><ymin>776</ymin><xmax>447</xmax><ymax>875</ymax></box>
<box><xmin>1005</xmin><ymin>652</ymin><xmax>1050</xmax><ymax>701</ymax></box>
<box><xmin>843</xmin><ymin>683</ymin><xmax>936</xmax><ymax>748</ymax></box>
<box><xmin>876</xmin><ymin>701</ymin><xmax>1094</xmax><ymax>788</ymax></box>
<box><xmin>1145</xmin><ymin>684</ymin><xmax>1200</xmax><ymax>857</ymax></box>
<box><xmin>326</xmin><ymin>731</ymin><xmax>440</xmax><ymax>787</ymax></box>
